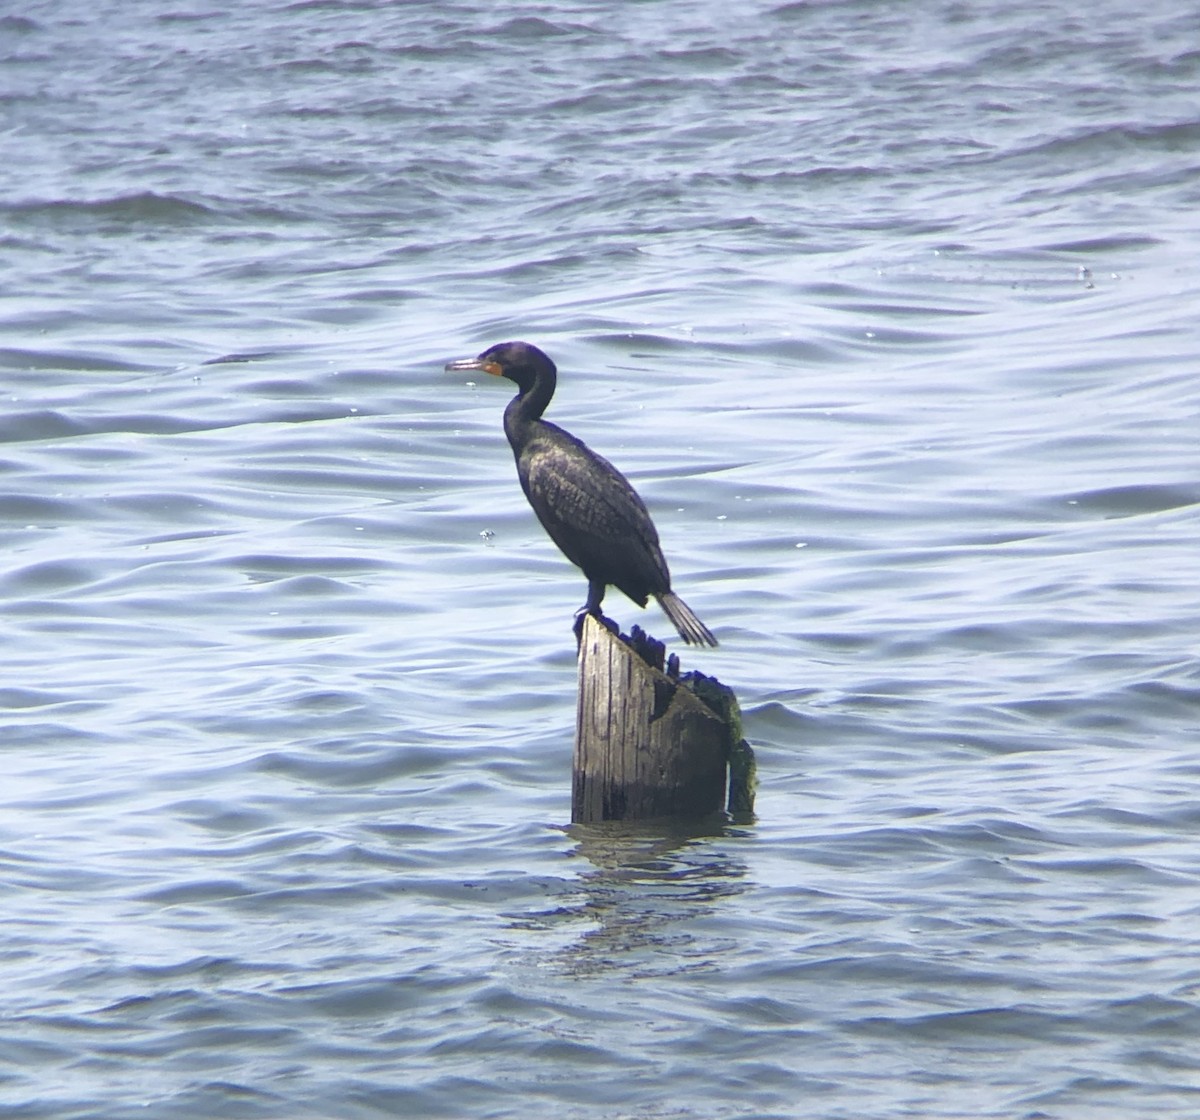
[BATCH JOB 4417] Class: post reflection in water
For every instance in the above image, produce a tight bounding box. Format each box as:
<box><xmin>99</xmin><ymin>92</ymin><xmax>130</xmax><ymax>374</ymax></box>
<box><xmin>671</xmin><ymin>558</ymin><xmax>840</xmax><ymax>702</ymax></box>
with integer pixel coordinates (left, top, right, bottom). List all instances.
<box><xmin>541</xmin><ymin>824</ymin><xmax>754</xmax><ymax>978</ymax></box>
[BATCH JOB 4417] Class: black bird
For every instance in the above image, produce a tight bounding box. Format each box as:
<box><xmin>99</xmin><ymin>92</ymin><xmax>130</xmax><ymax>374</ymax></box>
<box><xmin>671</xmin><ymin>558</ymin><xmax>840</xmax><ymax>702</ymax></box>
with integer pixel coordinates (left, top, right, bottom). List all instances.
<box><xmin>445</xmin><ymin>341</ymin><xmax>717</xmax><ymax>647</ymax></box>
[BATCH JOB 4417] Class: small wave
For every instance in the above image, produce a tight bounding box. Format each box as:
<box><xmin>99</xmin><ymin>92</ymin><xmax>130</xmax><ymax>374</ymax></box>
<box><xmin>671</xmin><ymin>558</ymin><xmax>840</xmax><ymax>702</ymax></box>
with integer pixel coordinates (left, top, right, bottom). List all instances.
<box><xmin>993</xmin><ymin>118</ymin><xmax>1200</xmax><ymax>179</ymax></box>
<box><xmin>0</xmin><ymin>558</ymin><xmax>98</xmax><ymax>596</ymax></box>
<box><xmin>1039</xmin><ymin>233</ymin><xmax>1166</xmax><ymax>254</ymax></box>
<box><xmin>3</xmin><ymin>191</ymin><xmax>305</xmax><ymax>231</ymax></box>
<box><xmin>1065</xmin><ymin>482</ymin><xmax>1200</xmax><ymax>518</ymax></box>
<box><xmin>490</xmin><ymin>16</ymin><xmax>580</xmax><ymax>40</ymax></box>
<box><xmin>0</xmin><ymin>347</ymin><xmax>154</xmax><ymax>374</ymax></box>
<box><xmin>201</xmin><ymin>351</ymin><xmax>284</xmax><ymax>366</ymax></box>
<box><xmin>0</xmin><ymin>493</ymin><xmax>93</xmax><ymax>524</ymax></box>
<box><xmin>5</xmin><ymin>190</ymin><xmax>217</xmax><ymax>226</ymax></box>
<box><xmin>0</xmin><ymin>14</ymin><xmax>40</xmax><ymax>33</ymax></box>
<box><xmin>0</xmin><ymin>409</ymin><xmax>90</xmax><ymax>443</ymax></box>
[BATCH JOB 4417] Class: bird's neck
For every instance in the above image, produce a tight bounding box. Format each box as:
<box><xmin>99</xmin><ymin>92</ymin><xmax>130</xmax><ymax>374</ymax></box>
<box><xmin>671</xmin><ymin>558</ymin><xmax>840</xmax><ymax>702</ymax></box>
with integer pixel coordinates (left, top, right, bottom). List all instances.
<box><xmin>503</xmin><ymin>373</ymin><xmax>555</xmax><ymax>449</ymax></box>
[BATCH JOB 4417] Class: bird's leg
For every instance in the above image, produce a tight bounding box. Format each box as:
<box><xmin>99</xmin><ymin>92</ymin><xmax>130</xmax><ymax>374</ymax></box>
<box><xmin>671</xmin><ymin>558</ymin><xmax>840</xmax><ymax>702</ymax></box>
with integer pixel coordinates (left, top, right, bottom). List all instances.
<box><xmin>585</xmin><ymin>577</ymin><xmax>605</xmax><ymax>618</ymax></box>
<box><xmin>573</xmin><ymin>579</ymin><xmax>617</xmax><ymax>647</ymax></box>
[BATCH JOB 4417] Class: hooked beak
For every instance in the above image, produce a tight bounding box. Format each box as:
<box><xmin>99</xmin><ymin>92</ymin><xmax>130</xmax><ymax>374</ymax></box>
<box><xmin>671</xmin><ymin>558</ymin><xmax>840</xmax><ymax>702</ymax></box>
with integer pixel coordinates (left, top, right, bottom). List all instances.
<box><xmin>444</xmin><ymin>356</ymin><xmax>503</xmax><ymax>377</ymax></box>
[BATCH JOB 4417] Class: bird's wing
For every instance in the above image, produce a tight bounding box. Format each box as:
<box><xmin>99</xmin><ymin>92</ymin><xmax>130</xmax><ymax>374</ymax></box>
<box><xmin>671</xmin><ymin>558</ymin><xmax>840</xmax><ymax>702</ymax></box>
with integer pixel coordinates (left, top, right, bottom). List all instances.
<box><xmin>520</xmin><ymin>432</ymin><xmax>665</xmax><ymax>576</ymax></box>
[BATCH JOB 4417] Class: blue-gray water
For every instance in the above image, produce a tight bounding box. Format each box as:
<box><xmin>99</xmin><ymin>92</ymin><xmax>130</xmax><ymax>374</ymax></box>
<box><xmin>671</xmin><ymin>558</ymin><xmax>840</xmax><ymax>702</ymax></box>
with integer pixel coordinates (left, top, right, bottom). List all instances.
<box><xmin>4</xmin><ymin>1</ymin><xmax>1200</xmax><ymax>1117</ymax></box>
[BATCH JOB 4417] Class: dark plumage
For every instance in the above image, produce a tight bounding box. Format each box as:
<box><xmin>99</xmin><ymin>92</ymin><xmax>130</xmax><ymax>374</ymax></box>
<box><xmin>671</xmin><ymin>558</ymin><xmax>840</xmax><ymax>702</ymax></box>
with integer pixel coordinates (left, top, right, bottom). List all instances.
<box><xmin>444</xmin><ymin>341</ymin><xmax>717</xmax><ymax>646</ymax></box>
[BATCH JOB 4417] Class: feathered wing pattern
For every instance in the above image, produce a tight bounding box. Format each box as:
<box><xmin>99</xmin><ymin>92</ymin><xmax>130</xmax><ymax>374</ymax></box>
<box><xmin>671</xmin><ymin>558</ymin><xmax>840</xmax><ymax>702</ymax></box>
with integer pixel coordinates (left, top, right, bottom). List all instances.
<box><xmin>518</xmin><ymin>424</ymin><xmax>717</xmax><ymax>646</ymax></box>
<box><xmin>519</xmin><ymin>425</ymin><xmax>667</xmax><ymax>600</ymax></box>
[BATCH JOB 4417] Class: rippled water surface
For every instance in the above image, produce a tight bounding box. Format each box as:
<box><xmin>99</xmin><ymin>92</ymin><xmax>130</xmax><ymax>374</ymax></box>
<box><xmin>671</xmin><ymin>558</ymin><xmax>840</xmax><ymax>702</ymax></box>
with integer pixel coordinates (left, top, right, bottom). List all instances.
<box><xmin>4</xmin><ymin>1</ymin><xmax>1200</xmax><ymax>1117</ymax></box>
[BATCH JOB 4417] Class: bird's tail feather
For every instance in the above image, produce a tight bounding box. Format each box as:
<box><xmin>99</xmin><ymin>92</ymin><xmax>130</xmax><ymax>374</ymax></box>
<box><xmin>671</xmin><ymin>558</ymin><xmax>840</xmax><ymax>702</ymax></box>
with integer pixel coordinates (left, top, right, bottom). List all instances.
<box><xmin>656</xmin><ymin>592</ymin><xmax>718</xmax><ymax>647</ymax></box>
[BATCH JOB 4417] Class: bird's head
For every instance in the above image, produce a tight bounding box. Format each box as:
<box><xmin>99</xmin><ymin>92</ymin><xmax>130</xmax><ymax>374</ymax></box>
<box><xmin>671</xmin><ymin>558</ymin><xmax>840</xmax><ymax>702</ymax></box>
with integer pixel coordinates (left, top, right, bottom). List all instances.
<box><xmin>444</xmin><ymin>340</ymin><xmax>556</xmax><ymax>392</ymax></box>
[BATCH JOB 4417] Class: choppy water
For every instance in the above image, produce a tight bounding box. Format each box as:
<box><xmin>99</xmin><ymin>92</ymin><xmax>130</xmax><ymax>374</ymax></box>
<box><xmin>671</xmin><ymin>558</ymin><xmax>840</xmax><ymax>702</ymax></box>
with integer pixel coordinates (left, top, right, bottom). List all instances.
<box><xmin>4</xmin><ymin>1</ymin><xmax>1200</xmax><ymax>1117</ymax></box>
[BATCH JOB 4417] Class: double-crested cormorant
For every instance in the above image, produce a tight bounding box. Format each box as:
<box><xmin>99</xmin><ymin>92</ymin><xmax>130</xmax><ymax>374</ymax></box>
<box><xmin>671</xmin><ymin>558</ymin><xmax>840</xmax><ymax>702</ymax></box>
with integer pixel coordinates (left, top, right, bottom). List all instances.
<box><xmin>445</xmin><ymin>341</ymin><xmax>717</xmax><ymax>647</ymax></box>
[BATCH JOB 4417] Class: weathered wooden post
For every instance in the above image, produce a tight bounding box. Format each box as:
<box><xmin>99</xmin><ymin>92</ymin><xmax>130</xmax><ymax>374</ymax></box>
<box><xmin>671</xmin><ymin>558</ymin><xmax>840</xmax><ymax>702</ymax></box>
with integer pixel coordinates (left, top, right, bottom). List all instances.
<box><xmin>573</xmin><ymin>615</ymin><xmax>756</xmax><ymax>823</ymax></box>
